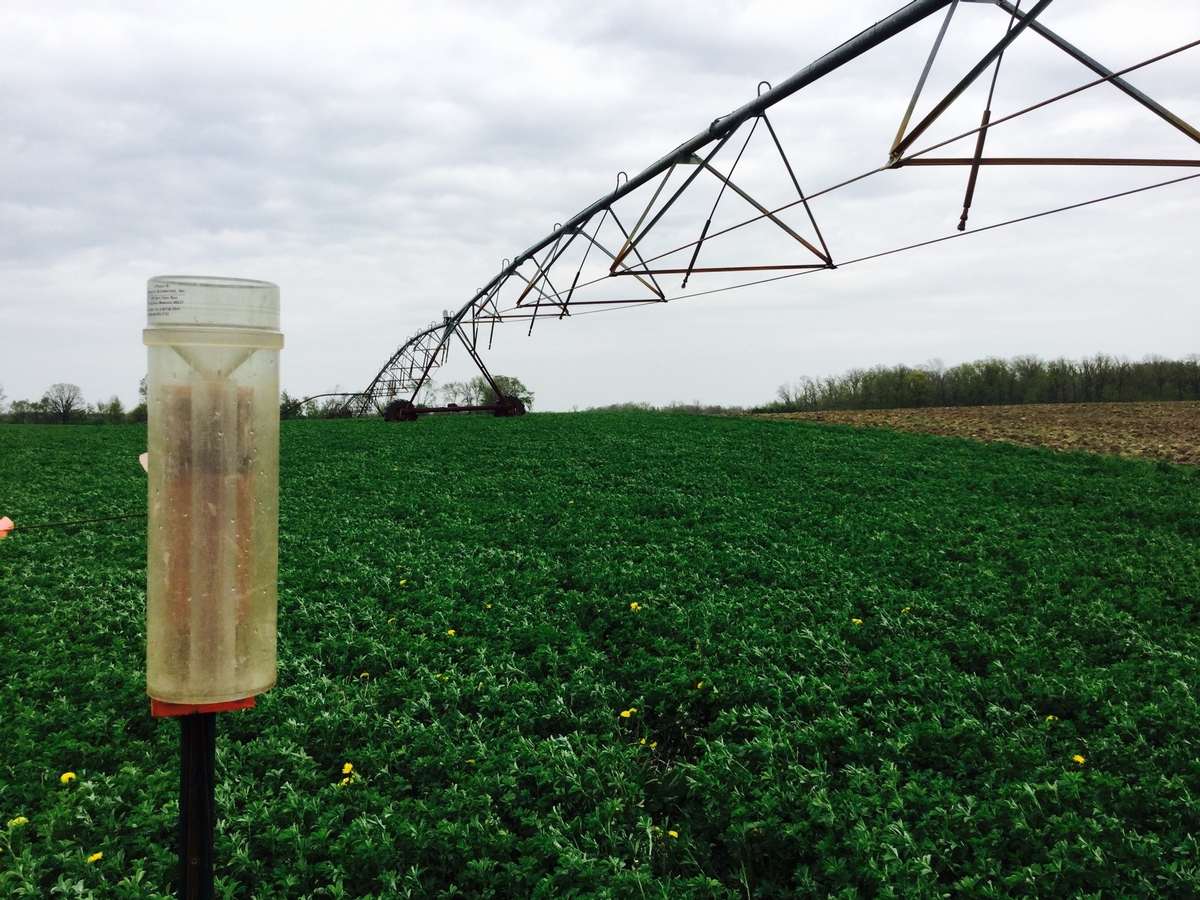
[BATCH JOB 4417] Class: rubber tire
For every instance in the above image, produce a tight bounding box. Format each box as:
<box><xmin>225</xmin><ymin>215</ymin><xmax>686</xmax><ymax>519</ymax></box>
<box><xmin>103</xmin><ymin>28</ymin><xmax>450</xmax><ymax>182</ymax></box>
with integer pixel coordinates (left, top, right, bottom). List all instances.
<box><xmin>383</xmin><ymin>399</ymin><xmax>419</xmax><ymax>422</ymax></box>
<box><xmin>494</xmin><ymin>396</ymin><xmax>527</xmax><ymax>417</ymax></box>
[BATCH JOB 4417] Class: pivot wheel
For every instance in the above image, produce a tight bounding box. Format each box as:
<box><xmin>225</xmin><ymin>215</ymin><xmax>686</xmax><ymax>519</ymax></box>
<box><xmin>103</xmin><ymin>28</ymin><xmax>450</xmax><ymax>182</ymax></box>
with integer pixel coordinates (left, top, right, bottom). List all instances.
<box><xmin>493</xmin><ymin>396</ymin><xmax>527</xmax><ymax>418</ymax></box>
<box><xmin>383</xmin><ymin>399</ymin><xmax>419</xmax><ymax>422</ymax></box>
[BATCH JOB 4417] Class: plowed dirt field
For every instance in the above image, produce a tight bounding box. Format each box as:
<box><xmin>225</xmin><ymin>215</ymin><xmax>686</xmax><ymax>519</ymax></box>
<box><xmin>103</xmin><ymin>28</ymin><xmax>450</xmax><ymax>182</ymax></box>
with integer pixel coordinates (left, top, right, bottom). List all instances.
<box><xmin>757</xmin><ymin>401</ymin><xmax>1200</xmax><ymax>466</ymax></box>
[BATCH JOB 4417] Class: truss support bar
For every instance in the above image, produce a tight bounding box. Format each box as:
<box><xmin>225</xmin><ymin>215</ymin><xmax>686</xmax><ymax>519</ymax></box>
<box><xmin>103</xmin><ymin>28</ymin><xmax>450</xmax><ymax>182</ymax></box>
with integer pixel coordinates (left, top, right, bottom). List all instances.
<box><xmin>993</xmin><ymin>0</ymin><xmax>1200</xmax><ymax>146</ymax></box>
<box><xmin>892</xmin><ymin>0</ymin><xmax>1054</xmax><ymax>160</ymax></box>
<box><xmin>454</xmin><ymin>325</ymin><xmax>507</xmax><ymax>403</ymax></box>
<box><xmin>448</xmin><ymin>0</ymin><xmax>954</xmax><ymax>323</ymax></box>
<box><xmin>899</xmin><ymin>157</ymin><xmax>1200</xmax><ymax>166</ymax></box>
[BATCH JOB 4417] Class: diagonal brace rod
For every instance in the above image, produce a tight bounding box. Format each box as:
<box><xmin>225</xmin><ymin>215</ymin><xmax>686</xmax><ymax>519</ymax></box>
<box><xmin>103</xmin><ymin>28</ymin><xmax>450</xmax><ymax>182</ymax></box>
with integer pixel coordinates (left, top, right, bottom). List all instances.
<box><xmin>993</xmin><ymin>0</ymin><xmax>1200</xmax><ymax>146</ymax></box>
<box><xmin>892</xmin><ymin>0</ymin><xmax>1054</xmax><ymax>160</ymax></box>
<box><xmin>698</xmin><ymin>161</ymin><xmax>831</xmax><ymax>263</ymax></box>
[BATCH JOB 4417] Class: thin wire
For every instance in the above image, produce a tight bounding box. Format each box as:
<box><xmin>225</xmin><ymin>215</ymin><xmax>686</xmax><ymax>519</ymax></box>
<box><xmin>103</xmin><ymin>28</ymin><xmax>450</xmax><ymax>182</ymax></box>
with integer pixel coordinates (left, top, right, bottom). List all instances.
<box><xmin>592</xmin><ymin>38</ymin><xmax>1200</xmax><ymax>279</ymax></box>
<box><xmin>904</xmin><ymin>37</ymin><xmax>1200</xmax><ymax>162</ymax></box>
<box><xmin>604</xmin><ymin>170</ymin><xmax>1200</xmax><ymax>304</ymax></box>
<box><xmin>837</xmin><ymin>171</ymin><xmax>1200</xmax><ymax>267</ymax></box>
<box><xmin>7</xmin><ymin>512</ymin><xmax>147</xmax><ymax>533</ymax></box>
<box><xmin>560</xmin><ymin>164</ymin><xmax>887</xmax><ymax>290</ymax></box>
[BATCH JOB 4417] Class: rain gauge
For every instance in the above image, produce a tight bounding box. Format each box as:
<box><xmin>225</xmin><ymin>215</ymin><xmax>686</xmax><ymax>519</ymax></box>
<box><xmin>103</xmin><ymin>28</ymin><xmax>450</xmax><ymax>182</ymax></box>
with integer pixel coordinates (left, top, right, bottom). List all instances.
<box><xmin>144</xmin><ymin>276</ymin><xmax>283</xmax><ymax>898</ymax></box>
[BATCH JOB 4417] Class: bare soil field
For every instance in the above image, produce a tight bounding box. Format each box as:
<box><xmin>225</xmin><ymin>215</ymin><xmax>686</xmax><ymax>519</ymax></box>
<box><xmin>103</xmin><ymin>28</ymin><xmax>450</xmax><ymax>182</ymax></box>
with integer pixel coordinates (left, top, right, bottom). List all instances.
<box><xmin>757</xmin><ymin>401</ymin><xmax>1200</xmax><ymax>466</ymax></box>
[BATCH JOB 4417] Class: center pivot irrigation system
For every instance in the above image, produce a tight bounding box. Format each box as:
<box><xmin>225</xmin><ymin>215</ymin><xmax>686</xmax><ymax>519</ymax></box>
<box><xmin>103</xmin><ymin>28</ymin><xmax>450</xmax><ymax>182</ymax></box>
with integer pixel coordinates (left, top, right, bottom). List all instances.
<box><xmin>333</xmin><ymin>0</ymin><xmax>1199</xmax><ymax>421</ymax></box>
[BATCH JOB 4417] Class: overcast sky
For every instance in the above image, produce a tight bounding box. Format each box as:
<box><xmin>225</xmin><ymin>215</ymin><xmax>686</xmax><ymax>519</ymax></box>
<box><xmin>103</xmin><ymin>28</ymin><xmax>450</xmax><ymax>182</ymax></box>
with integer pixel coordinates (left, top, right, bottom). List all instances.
<box><xmin>2</xmin><ymin>0</ymin><xmax>1197</xmax><ymax>412</ymax></box>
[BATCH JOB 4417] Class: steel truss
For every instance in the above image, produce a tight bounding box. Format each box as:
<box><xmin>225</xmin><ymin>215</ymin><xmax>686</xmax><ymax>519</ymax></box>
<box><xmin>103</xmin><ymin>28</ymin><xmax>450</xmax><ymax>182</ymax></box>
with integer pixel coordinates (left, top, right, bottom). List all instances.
<box><xmin>341</xmin><ymin>0</ymin><xmax>1199</xmax><ymax>418</ymax></box>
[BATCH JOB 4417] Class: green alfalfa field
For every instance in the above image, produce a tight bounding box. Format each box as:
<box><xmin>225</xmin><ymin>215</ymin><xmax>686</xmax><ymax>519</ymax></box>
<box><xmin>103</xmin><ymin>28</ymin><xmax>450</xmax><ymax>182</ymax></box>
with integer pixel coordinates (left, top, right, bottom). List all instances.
<box><xmin>2</xmin><ymin>411</ymin><xmax>1200</xmax><ymax>898</ymax></box>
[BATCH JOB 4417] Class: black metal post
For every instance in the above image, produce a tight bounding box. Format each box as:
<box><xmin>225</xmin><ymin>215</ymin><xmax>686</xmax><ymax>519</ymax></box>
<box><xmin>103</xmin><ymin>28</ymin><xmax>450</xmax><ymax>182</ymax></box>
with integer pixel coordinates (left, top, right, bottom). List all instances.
<box><xmin>179</xmin><ymin>712</ymin><xmax>216</xmax><ymax>900</ymax></box>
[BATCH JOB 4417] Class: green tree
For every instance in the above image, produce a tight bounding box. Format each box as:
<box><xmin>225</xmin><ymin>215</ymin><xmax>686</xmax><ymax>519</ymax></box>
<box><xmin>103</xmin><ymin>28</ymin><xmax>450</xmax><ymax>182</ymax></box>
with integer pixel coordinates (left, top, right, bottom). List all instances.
<box><xmin>128</xmin><ymin>375</ymin><xmax>148</xmax><ymax>423</ymax></box>
<box><xmin>441</xmin><ymin>375</ymin><xmax>534</xmax><ymax>409</ymax></box>
<box><xmin>43</xmin><ymin>383</ymin><xmax>85</xmax><ymax>424</ymax></box>
<box><xmin>97</xmin><ymin>396</ymin><xmax>125</xmax><ymax>424</ymax></box>
<box><xmin>280</xmin><ymin>390</ymin><xmax>304</xmax><ymax>420</ymax></box>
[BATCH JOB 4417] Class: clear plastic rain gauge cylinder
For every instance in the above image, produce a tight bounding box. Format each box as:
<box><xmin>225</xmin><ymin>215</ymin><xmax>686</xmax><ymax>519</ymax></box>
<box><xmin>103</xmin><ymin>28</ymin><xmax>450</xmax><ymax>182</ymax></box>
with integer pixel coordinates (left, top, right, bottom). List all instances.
<box><xmin>144</xmin><ymin>276</ymin><xmax>283</xmax><ymax>705</ymax></box>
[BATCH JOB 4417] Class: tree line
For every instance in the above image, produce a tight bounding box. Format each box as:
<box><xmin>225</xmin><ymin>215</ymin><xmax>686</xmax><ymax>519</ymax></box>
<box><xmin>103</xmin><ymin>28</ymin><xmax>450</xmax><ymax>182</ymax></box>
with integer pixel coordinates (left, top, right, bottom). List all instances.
<box><xmin>1</xmin><ymin>374</ymin><xmax>536</xmax><ymax>425</ymax></box>
<box><xmin>761</xmin><ymin>354</ymin><xmax>1200</xmax><ymax>413</ymax></box>
<box><xmin>280</xmin><ymin>375</ymin><xmax>535</xmax><ymax>419</ymax></box>
<box><xmin>0</xmin><ymin>381</ymin><xmax>145</xmax><ymax>425</ymax></box>
<box><xmin>6</xmin><ymin>356</ymin><xmax>1199</xmax><ymax>424</ymax></box>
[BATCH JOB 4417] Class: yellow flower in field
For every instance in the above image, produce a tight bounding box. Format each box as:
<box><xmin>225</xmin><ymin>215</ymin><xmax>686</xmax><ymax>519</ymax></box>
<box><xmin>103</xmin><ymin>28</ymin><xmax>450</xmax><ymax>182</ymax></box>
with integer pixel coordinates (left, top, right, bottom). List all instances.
<box><xmin>467</xmin><ymin>759</ymin><xmax>474</xmax><ymax>764</ymax></box>
<box><xmin>650</xmin><ymin>741</ymin><xmax>657</xmax><ymax>749</ymax></box>
<box><xmin>87</xmin><ymin>852</ymin><xmax>102</xmax><ymax>864</ymax></box>
<box><xmin>7</xmin><ymin>816</ymin><xmax>29</xmax><ymax>827</ymax></box>
<box><xmin>388</xmin><ymin>617</ymin><xmax>396</xmax><ymax>624</ymax></box>
<box><xmin>901</xmin><ymin>607</ymin><xmax>911</xmax><ymax>614</ymax></box>
<box><xmin>60</xmin><ymin>772</ymin><xmax>76</xmax><ymax>784</ymax></box>
<box><xmin>486</xmin><ymin>603</ymin><xmax>492</xmax><ymax>609</ymax></box>
<box><xmin>568</xmin><ymin>500</ymin><xmax>574</xmax><ymax>504</ymax></box>
<box><xmin>447</xmin><ymin>629</ymin><xmax>456</xmax><ymax>636</ymax></box>
<box><xmin>630</xmin><ymin>602</ymin><xmax>641</xmax><ymax>611</ymax></box>
<box><xmin>360</xmin><ymin>672</ymin><xmax>369</xmax><ymax>679</ymax></box>
<box><xmin>620</xmin><ymin>708</ymin><xmax>637</xmax><ymax>718</ymax></box>
<box><xmin>851</xmin><ymin>618</ymin><xmax>863</xmax><ymax>625</ymax></box>
<box><xmin>343</xmin><ymin>763</ymin><xmax>354</xmax><ymax>774</ymax></box>
<box><xmin>668</xmin><ymin>830</ymin><xmax>679</xmax><ymax>838</ymax></box>
<box><xmin>339</xmin><ymin>777</ymin><xmax>350</xmax><ymax>786</ymax></box>
<box><xmin>640</xmin><ymin>738</ymin><xmax>646</xmax><ymax>745</ymax></box>
<box><xmin>399</xmin><ymin>579</ymin><xmax>407</xmax><ymax>585</ymax></box>
<box><xmin>1046</xmin><ymin>715</ymin><xmax>1058</xmax><ymax>722</ymax></box>
<box><xmin>696</xmin><ymin>681</ymin><xmax>704</xmax><ymax>689</ymax></box>
<box><xmin>1073</xmin><ymin>754</ymin><xmax>1086</xmax><ymax>765</ymax></box>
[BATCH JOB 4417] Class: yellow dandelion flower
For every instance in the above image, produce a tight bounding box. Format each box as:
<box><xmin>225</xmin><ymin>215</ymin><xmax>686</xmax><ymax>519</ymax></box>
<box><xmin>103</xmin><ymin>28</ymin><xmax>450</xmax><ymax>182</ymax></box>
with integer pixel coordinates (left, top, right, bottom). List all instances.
<box><xmin>486</xmin><ymin>603</ymin><xmax>492</xmax><ymax>609</ymax></box>
<box><xmin>568</xmin><ymin>500</ymin><xmax>574</xmax><ymax>504</ymax></box>
<box><xmin>360</xmin><ymin>672</ymin><xmax>369</xmax><ymax>679</ymax></box>
<box><xmin>339</xmin><ymin>777</ymin><xmax>349</xmax><ymax>786</ymax></box>
<box><xmin>650</xmin><ymin>741</ymin><xmax>657</xmax><ymax>749</ymax></box>
<box><xmin>447</xmin><ymin>629</ymin><xmax>456</xmax><ymax>636</ymax></box>
<box><xmin>696</xmin><ymin>681</ymin><xmax>704</xmax><ymax>689</ymax></box>
<box><xmin>399</xmin><ymin>579</ymin><xmax>407</xmax><ymax>585</ymax></box>
<box><xmin>630</xmin><ymin>602</ymin><xmax>641</xmax><ymax>611</ymax></box>
<box><xmin>87</xmin><ymin>851</ymin><xmax>103</xmax><ymax>864</ymax></box>
<box><xmin>1073</xmin><ymin>754</ymin><xmax>1086</xmax><ymax>765</ymax></box>
<box><xmin>640</xmin><ymin>738</ymin><xmax>646</xmax><ymax>745</ymax></box>
<box><xmin>668</xmin><ymin>830</ymin><xmax>679</xmax><ymax>838</ymax></box>
<box><xmin>60</xmin><ymin>772</ymin><xmax>76</xmax><ymax>784</ymax></box>
<box><xmin>7</xmin><ymin>816</ymin><xmax>29</xmax><ymax>827</ymax></box>
<box><xmin>343</xmin><ymin>763</ymin><xmax>354</xmax><ymax>774</ymax></box>
<box><xmin>1046</xmin><ymin>715</ymin><xmax>1058</xmax><ymax>722</ymax></box>
<box><xmin>901</xmin><ymin>607</ymin><xmax>911</xmax><ymax>614</ymax></box>
<box><xmin>851</xmin><ymin>618</ymin><xmax>863</xmax><ymax>625</ymax></box>
<box><xmin>620</xmin><ymin>709</ymin><xmax>631</xmax><ymax>718</ymax></box>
